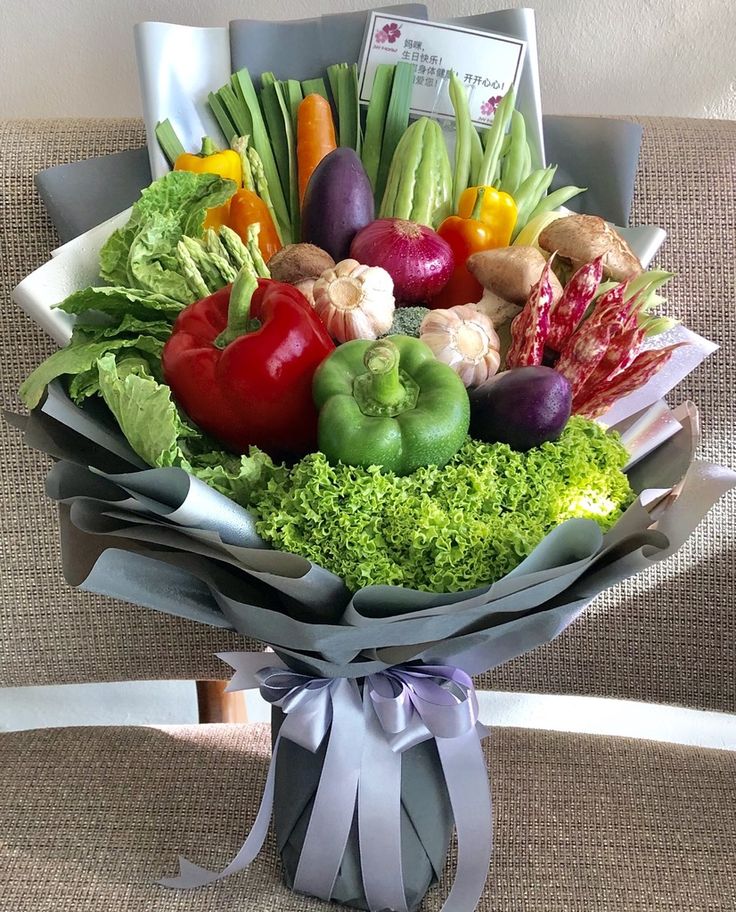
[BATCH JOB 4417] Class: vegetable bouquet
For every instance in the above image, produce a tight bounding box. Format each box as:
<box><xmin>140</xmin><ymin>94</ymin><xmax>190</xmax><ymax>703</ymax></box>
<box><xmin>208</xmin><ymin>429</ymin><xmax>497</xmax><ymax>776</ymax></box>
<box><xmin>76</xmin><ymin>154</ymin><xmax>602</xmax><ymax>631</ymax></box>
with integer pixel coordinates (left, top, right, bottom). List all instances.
<box><xmin>9</xmin><ymin>10</ymin><xmax>734</xmax><ymax>912</ymax></box>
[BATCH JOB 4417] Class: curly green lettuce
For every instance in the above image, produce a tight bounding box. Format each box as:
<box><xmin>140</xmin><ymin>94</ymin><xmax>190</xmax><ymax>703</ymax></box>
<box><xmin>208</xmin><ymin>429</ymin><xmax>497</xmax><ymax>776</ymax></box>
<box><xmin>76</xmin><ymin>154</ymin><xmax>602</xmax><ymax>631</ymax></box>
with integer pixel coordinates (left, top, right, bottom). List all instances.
<box><xmin>249</xmin><ymin>418</ymin><xmax>634</xmax><ymax>593</ymax></box>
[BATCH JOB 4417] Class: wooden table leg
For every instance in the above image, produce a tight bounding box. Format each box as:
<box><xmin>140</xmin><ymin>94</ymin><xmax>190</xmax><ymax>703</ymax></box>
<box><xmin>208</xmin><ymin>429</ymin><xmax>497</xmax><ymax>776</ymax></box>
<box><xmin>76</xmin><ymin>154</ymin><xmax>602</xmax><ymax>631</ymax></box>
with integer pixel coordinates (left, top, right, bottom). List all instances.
<box><xmin>196</xmin><ymin>680</ymin><xmax>248</xmax><ymax>723</ymax></box>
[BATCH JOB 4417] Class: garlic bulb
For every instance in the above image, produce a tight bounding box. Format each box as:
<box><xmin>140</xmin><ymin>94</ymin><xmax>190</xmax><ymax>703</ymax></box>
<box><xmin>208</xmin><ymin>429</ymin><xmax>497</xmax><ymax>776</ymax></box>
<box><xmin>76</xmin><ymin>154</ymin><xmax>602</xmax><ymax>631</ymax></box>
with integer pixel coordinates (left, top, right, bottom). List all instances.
<box><xmin>312</xmin><ymin>259</ymin><xmax>395</xmax><ymax>343</ymax></box>
<box><xmin>420</xmin><ymin>304</ymin><xmax>501</xmax><ymax>387</ymax></box>
<box><xmin>294</xmin><ymin>278</ymin><xmax>317</xmax><ymax>307</ymax></box>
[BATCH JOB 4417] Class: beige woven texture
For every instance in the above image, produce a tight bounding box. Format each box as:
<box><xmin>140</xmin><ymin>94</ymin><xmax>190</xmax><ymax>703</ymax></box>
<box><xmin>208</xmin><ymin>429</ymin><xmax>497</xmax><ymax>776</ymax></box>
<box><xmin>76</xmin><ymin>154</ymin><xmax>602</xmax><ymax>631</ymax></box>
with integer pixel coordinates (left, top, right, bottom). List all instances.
<box><xmin>1</xmin><ymin>722</ymin><xmax>734</xmax><ymax>911</ymax></box>
<box><xmin>1</xmin><ymin>118</ymin><xmax>735</xmax><ymax>709</ymax></box>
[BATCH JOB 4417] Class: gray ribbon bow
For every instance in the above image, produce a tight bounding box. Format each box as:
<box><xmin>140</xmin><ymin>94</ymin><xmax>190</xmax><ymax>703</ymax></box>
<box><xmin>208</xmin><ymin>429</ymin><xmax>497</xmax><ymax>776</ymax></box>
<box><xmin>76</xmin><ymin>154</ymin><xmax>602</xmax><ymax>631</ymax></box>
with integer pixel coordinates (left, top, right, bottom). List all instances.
<box><xmin>160</xmin><ymin>654</ymin><xmax>492</xmax><ymax>912</ymax></box>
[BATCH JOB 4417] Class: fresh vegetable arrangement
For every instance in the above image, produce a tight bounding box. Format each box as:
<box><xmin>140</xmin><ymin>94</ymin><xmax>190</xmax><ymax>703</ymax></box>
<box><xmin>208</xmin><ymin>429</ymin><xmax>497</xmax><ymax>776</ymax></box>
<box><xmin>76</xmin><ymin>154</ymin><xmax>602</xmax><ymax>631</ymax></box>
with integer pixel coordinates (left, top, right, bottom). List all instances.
<box><xmin>12</xmin><ymin>20</ymin><xmax>733</xmax><ymax>912</ymax></box>
<box><xmin>21</xmin><ymin>64</ymin><xmax>688</xmax><ymax>595</ymax></box>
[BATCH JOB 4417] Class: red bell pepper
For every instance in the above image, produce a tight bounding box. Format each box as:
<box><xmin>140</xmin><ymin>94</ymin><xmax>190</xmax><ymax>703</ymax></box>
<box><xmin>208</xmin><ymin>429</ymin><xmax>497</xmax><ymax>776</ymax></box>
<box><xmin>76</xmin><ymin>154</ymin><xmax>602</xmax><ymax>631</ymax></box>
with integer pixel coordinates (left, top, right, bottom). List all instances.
<box><xmin>162</xmin><ymin>269</ymin><xmax>334</xmax><ymax>459</ymax></box>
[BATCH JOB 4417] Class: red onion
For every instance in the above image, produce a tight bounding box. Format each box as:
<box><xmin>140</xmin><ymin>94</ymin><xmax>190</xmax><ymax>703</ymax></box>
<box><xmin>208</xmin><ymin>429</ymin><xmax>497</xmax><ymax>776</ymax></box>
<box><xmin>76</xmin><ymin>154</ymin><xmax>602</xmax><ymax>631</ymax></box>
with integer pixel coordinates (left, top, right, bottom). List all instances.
<box><xmin>349</xmin><ymin>218</ymin><xmax>454</xmax><ymax>305</ymax></box>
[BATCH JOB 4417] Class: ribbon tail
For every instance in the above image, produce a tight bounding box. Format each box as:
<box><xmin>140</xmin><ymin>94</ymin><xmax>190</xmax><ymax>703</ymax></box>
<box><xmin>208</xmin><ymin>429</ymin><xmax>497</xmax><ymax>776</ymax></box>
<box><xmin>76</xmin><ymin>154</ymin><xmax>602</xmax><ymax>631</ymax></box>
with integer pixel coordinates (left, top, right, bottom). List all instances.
<box><xmin>358</xmin><ymin>687</ymin><xmax>408</xmax><ymax>912</ymax></box>
<box><xmin>436</xmin><ymin>730</ymin><xmax>493</xmax><ymax>912</ymax></box>
<box><xmin>293</xmin><ymin>679</ymin><xmax>364</xmax><ymax>900</ymax></box>
<box><xmin>159</xmin><ymin>732</ymin><xmax>282</xmax><ymax>889</ymax></box>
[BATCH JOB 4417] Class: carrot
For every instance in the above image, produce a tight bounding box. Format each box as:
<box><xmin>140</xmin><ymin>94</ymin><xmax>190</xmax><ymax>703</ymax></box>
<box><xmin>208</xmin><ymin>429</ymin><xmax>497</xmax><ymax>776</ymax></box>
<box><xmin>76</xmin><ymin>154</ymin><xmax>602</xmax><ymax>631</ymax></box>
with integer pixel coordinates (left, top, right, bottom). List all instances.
<box><xmin>297</xmin><ymin>93</ymin><xmax>337</xmax><ymax>206</ymax></box>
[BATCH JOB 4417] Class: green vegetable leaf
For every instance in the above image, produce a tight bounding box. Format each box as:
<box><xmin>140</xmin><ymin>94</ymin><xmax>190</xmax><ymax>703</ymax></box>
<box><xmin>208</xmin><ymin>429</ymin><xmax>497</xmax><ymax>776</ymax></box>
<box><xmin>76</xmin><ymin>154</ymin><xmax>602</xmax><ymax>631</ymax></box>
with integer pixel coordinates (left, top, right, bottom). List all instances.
<box><xmin>67</xmin><ymin>350</ymin><xmax>163</xmax><ymax>404</ymax></box>
<box><xmin>96</xmin><ymin>353</ymin><xmax>197</xmax><ymax>469</ymax></box>
<box><xmin>19</xmin><ymin>335</ymin><xmax>164</xmax><ymax>410</ymax></box>
<box><xmin>67</xmin><ymin>366</ymin><xmax>104</xmax><ymax>403</ymax></box>
<box><xmin>99</xmin><ymin>171</ymin><xmax>237</xmax><ymax>287</ymax></box>
<box><xmin>98</xmin><ymin>226</ymin><xmax>134</xmax><ymax>287</ymax></box>
<box><xmin>127</xmin><ymin>212</ymin><xmax>195</xmax><ymax>302</ymax></box>
<box><xmin>183</xmin><ymin>449</ymin><xmax>284</xmax><ymax>506</ymax></box>
<box><xmin>94</xmin><ymin>353</ymin><xmax>281</xmax><ymax>505</ymax></box>
<box><xmin>57</xmin><ymin>285</ymin><xmax>183</xmax><ymax>320</ymax></box>
<box><xmin>71</xmin><ymin>311</ymin><xmax>173</xmax><ymax>343</ymax></box>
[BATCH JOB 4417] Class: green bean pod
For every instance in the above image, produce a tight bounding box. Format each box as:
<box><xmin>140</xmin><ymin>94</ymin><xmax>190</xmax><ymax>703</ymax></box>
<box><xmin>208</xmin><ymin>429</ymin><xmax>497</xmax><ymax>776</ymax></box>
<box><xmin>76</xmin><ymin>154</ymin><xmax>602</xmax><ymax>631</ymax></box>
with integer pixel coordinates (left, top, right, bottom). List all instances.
<box><xmin>449</xmin><ymin>71</ymin><xmax>472</xmax><ymax>211</ymax></box>
<box><xmin>499</xmin><ymin>110</ymin><xmax>527</xmax><ymax>197</ymax></box>
<box><xmin>513</xmin><ymin>165</ymin><xmax>557</xmax><ymax>228</ymax></box>
<box><xmin>469</xmin><ymin>126</ymin><xmax>484</xmax><ymax>187</ymax></box>
<box><xmin>478</xmin><ymin>87</ymin><xmax>515</xmax><ymax>187</ymax></box>
<box><xmin>519</xmin><ymin>139</ymin><xmax>532</xmax><ymax>183</ymax></box>
<box><xmin>525</xmin><ymin>185</ymin><xmax>586</xmax><ymax>223</ymax></box>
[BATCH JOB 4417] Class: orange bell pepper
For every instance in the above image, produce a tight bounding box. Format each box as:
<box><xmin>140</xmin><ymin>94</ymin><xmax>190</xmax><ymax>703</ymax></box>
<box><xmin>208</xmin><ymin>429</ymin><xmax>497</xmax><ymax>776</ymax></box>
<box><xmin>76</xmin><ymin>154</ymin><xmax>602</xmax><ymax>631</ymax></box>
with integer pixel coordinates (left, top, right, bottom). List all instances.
<box><xmin>228</xmin><ymin>189</ymin><xmax>282</xmax><ymax>262</ymax></box>
<box><xmin>429</xmin><ymin>188</ymin><xmax>517</xmax><ymax>310</ymax></box>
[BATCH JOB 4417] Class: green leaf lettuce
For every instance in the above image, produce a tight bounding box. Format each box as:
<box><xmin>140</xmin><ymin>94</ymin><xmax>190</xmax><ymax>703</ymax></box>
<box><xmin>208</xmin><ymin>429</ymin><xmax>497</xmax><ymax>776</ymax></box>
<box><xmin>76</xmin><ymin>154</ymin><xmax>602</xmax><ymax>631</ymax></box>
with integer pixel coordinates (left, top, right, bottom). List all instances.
<box><xmin>95</xmin><ymin>353</ymin><xmax>279</xmax><ymax>503</ymax></box>
<box><xmin>99</xmin><ymin>170</ymin><xmax>237</xmax><ymax>290</ymax></box>
<box><xmin>19</xmin><ymin>335</ymin><xmax>164</xmax><ymax>409</ymax></box>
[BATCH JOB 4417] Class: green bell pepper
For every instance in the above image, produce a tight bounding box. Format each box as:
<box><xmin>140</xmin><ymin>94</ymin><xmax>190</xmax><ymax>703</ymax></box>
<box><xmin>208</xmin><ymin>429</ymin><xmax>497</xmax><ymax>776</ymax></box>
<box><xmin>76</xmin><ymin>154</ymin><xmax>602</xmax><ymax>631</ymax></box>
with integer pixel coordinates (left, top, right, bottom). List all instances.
<box><xmin>312</xmin><ymin>335</ymin><xmax>470</xmax><ymax>475</ymax></box>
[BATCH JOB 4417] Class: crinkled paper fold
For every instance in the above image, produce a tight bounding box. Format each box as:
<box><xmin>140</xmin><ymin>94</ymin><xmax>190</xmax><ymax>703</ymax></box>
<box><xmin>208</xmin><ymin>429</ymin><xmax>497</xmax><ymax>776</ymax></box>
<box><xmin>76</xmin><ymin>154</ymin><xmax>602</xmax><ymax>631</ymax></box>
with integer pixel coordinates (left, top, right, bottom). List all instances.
<box><xmin>9</xmin><ymin>384</ymin><xmax>735</xmax><ymax>678</ymax></box>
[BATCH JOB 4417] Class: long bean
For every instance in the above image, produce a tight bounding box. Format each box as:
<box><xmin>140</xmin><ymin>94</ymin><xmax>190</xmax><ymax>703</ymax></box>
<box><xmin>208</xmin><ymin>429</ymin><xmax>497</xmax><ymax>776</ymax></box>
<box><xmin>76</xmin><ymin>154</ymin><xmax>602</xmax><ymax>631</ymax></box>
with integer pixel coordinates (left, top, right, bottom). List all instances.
<box><xmin>519</xmin><ymin>139</ymin><xmax>532</xmax><ymax>183</ymax></box>
<box><xmin>499</xmin><ymin>109</ymin><xmax>527</xmax><ymax>197</ymax></box>
<box><xmin>513</xmin><ymin>165</ymin><xmax>556</xmax><ymax>228</ymax></box>
<box><xmin>525</xmin><ymin>184</ymin><xmax>586</xmax><ymax>222</ymax></box>
<box><xmin>448</xmin><ymin>71</ymin><xmax>472</xmax><ymax>211</ymax></box>
<box><xmin>478</xmin><ymin>87</ymin><xmax>515</xmax><ymax>187</ymax></box>
<box><xmin>469</xmin><ymin>126</ymin><xmax>484</xmax><ymax>187</ymax></box>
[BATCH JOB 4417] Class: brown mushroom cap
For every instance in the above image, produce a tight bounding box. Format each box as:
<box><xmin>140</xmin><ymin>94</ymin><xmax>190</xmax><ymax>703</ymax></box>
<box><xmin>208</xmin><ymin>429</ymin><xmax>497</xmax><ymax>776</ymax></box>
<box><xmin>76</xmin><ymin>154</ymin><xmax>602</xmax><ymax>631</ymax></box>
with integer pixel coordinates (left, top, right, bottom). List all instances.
<box><xmin>466</xmin><ymin>246</ymin><xmax>564</xmax><ymax>306</ymax></box>
<box><xmin>267</xmin><ymin>244</ymin><xmax>335</xmax><ymax>285</ymax></box>
<box><xmin>538</xmin><ymin>214</ymin><xmax>642</xmax><ymax>282</ymax></box>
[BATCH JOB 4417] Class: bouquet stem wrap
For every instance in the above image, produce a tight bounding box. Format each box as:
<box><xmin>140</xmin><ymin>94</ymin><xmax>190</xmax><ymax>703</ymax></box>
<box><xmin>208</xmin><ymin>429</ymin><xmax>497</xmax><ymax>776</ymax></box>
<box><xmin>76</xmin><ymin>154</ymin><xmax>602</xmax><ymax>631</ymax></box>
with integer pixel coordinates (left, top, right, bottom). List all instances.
<box><xmin>161</xmin><ymin>654</ymin><xmax>493</xmax><ymax>912</ymax></box>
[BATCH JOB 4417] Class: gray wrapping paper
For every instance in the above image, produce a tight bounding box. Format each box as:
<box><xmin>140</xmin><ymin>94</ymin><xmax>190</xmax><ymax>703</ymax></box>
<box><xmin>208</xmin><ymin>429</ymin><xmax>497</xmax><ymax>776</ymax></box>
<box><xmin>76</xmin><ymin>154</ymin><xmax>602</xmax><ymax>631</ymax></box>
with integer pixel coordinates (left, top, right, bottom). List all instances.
<box><xmin>9</xmin><ymin>383</ymin><xmax>735</xmax><ymax>680</ymax></box>
<box><xmin>543</xmin><ymin>115</ymin><xmax>643</xmax><ymax>225</ymax></box>
<box><xmin>272</xmin><ymin>704</ymin><xmax>452</xmax><ymax>912</ymax></box>
<box><xmin>8</xmin><ymin>388</ymin><xmax>734</xmax><ymax>912</ymax></box>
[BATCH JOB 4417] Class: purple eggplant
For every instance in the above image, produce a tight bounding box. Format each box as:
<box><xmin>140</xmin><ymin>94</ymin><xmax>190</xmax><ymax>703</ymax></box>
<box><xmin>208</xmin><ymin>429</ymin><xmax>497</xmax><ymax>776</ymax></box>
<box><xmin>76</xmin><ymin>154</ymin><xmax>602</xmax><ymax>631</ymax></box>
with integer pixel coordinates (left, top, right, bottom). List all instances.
<box><xmin>469</xmin><ymin>366</ymin><xmax>572</xmax><ymax>451</ymax></box>
<box><xmin>301</xmin><ymin>148</ymin><xmax>374</xmax><ymax>261</ymax></box>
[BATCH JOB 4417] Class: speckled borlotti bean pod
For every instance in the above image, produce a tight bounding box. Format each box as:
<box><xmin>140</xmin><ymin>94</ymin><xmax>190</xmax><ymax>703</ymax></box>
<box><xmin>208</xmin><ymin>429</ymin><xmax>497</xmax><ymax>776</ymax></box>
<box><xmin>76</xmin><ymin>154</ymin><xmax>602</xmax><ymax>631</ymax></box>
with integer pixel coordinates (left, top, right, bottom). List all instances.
<box><xmin>574</xmin><ymin>343</ymin><xmax>687</xmax><ymax>418</ymax></box>
<box><xmin>577</xmin><ymin>321</ymin><xmax>649</xmax><ymax>400</ymax></box>
<box><xmin>547</xmin><ymin>255</ymin><xmax>604</xmax><ymax>352</ymax></box>
<box><xmin>555</xmin><ymin>323</ymin><xmax>615</xmax><ymax>399</ymax></box>
<box><xmin>506</xmin><ymin>257</ymin><xmax>555</xmax><ymax>367</ymax></box>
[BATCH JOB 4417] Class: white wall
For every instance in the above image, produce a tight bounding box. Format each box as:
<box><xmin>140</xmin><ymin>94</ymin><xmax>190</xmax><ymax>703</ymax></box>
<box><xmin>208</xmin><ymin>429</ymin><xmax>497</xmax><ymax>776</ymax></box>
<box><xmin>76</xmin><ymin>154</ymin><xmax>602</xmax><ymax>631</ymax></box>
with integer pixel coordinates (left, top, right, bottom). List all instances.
<box><xmin>1</xmin><ymin>0</ymin><xmax>734</xmax><ymax>120</ymax></box>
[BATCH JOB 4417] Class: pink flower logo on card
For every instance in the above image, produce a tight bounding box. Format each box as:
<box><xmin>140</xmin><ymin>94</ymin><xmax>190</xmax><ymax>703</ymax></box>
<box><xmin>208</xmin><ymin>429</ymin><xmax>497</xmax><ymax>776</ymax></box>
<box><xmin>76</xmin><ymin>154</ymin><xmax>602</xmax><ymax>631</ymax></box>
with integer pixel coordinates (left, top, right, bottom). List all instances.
<box><xmin>480</xmin><ymin>95</ymin><xmax>503</xmax><ymax>118</ymax></box>
<box><xmin>375</xmin><ymin>22</ymin><xmax>402</xmax><ymax>44</ymax></box>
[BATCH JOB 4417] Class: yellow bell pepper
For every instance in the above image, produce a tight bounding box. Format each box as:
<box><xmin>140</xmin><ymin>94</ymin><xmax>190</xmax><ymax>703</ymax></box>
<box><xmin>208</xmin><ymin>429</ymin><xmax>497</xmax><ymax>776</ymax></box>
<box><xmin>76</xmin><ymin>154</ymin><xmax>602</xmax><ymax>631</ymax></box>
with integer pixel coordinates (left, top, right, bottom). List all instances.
<box><xmin>174</xmin><ymin>137</ymin><xmax>242</xmax><ymax>230</ymax></box>
<box><xmin>457</xmin><ymin>186</ymin><xmax>517</xmax><ymax>247</ymax></box>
